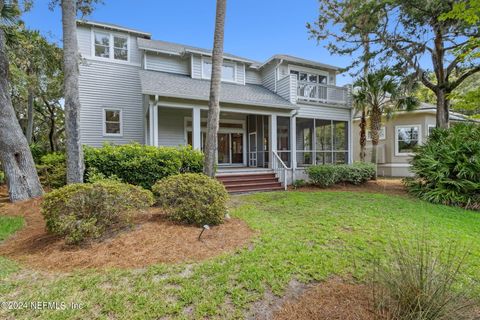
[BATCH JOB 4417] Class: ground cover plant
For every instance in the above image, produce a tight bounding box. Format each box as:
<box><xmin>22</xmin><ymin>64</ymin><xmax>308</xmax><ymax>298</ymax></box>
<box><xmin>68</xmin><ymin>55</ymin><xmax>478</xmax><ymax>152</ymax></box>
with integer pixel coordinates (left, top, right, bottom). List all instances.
<box><xmin>1</xmin><ymin>191</ymin><xmax>479</xmax><ymax>319</ymax></box>
<box><xmin>405</xmin><ymin>123</ymin><xmax>480</xmax><ymax>210</ymax></box>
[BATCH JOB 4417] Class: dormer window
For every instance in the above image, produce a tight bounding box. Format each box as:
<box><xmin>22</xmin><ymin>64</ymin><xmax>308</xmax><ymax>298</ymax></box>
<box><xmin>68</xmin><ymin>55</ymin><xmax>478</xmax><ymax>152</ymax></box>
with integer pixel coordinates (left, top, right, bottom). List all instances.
<box><xmin>202</xmin><ymin>59</ymin><xmax>236</xmax><ymax>82</ymax></box>
<box><xmin>93</xmin><ymin>31</ymin><xmax>129</xmax><ymax>61</ymax></box>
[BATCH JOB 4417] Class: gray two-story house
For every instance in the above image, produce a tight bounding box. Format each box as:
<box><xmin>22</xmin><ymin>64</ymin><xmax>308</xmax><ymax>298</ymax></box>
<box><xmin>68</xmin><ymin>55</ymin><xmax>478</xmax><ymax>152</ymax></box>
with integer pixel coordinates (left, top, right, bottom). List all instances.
<box><xmin>76</xmin><ymin>20</ymin><xmax>352</xmax><ymax>189</ymax></box>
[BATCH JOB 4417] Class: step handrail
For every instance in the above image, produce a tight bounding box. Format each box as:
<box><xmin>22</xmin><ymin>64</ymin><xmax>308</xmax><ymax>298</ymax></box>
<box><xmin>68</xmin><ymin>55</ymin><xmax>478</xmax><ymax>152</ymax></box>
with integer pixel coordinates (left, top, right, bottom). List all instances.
<box><xmin>272</xmin><ymin>151</ymin><xmax>288</xmax><ymax>191</ymax></box>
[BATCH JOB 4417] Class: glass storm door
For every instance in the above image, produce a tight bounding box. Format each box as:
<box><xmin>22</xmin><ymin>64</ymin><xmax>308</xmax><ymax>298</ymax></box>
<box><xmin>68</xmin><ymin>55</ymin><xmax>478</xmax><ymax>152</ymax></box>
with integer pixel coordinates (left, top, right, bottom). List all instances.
<box><xmin>231</xmin><ymin>133</ymin><xmax>243</xmax><ymax>164</ymax></box>
<box><xmin>217</xmin><ymin>133</ymin><xmax>230</xmax><ymax>164</ymax></box>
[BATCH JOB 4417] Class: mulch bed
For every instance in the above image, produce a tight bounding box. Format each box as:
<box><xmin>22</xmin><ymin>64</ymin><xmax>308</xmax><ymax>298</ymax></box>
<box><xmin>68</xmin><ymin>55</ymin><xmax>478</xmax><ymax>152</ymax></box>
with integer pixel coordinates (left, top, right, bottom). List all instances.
<box><xmin>0</xmin><ymin>186</ymin><xmax>255</xmax><ymax>272</ymax></box>
<box><xmin>273</xmin><ymin>278</ymin><xmax>375</xmax><ymax>320</ymax></box>
<box><xmin>293</xmin><ymin>178</ymin><xmax>408</xmax><ymax>196</ymax></box>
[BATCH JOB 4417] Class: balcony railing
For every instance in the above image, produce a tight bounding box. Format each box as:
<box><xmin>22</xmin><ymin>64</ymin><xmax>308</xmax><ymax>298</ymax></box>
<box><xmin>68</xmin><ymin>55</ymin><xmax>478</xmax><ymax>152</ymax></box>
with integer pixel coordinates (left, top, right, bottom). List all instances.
<box><xmin>297</xmin><ymin>82</ymin><xmax>349</xmax><ymax>104</ymax></box>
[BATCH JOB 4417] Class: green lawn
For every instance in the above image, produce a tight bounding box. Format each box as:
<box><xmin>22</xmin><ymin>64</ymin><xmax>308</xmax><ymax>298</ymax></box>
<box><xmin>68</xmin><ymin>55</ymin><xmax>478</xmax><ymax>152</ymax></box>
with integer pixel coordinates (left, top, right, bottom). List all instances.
<box><xmin>1</xmin><ymin>191</ymin><xmax>480</xmax><ymax>319</ymax></box>
<box><xmin>0</xmin><ymin>215</ymin><xmax>23</xmax><ymax>242</ymax></box>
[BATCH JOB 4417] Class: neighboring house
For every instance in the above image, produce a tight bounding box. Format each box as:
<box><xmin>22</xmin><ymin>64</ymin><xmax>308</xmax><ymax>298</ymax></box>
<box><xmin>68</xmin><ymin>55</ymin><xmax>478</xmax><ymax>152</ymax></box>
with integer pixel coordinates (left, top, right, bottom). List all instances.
<box><xmin>352</xmin><ymin>103</ymin><xmax>477</xmax><ymax>177</ymax></box>
<box><xmin>76</xmin><ymin>20</ymin><xmax>352</xmax><ymax>188</ymax></box>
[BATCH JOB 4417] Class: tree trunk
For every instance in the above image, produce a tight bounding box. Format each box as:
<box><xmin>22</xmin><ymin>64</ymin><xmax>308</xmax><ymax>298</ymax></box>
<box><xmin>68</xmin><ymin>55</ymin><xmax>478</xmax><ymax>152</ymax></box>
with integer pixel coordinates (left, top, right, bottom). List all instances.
<box><xmin>204</xmin><ymin>0</ymin><xmax>226</xmax><ymax>177</ymax></box>
<box><xmin>359</xmin><ymin>108</ymin><xmax>367</xmax><ymax>162</ymax></box>
<box><xmin>369</xmin><ymin>106</ymin><xmax>382</xmax><ymax>165</ymax></box>
<box><xmin>435</xmin><ymin>89</ymin><xmax>450</xmax><ymax>129</ymax></box>
<box><xmin>62</xmin><ymin>0</ymin><xmax>84</xmax><ymax>183</ymax></box>
<box><xmin>0</xmin><ymin>0</ymin><xmax>43</xmax><ymax>202</ymax></box>
<box><xmin>359</xmin><ymin>33</ymin><xmax>369</xmax><ymax>162</ymax></box>
<box><xmin>26</xmin><ymin>90</ymin><xmax>34</xmax><ymax>144</ymax></box>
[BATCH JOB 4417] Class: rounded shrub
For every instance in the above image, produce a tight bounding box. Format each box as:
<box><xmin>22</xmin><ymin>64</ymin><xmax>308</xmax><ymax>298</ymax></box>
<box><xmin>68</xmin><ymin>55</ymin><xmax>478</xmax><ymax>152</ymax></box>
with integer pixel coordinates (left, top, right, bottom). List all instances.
<box><xmin>42</xmin><ymin>180</ymin><xmax>154</xmax><ymax>244</ymax></box>
<box><xmin>84</xmin><ymin>143</ymin><xmax>204</xmax><ymax>190</ymax></box>
<box><xmin>405</xmin><ymin>123</ymin><xmax>480</xmax><ymax>210</ymax></box>
<box><xmin>152</xmin><ymin>173</ymin><xmax>228</xmax><ymax>226</ymax></box>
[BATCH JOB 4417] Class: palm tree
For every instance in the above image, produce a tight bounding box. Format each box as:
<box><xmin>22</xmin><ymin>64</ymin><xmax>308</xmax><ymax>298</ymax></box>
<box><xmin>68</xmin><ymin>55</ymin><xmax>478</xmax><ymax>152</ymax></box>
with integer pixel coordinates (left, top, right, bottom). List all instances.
<box><xmin>204</xmin><ymin>0</ymin><xmax>227</xmax><ymax>177</ymax></box>
<box><xmin>61</xmin><ymin>0</ymin><xmax>84</xmax><ymax>183</ymax></box>
<box><xmin>0</xmin><ymin>0</ymin><xmax>43</xmax><ymax>201</ymax></box>
<box><xmin>353</xmin><ymin>70</ymin><xmax>418</xmax><ymax>165</ymax></box>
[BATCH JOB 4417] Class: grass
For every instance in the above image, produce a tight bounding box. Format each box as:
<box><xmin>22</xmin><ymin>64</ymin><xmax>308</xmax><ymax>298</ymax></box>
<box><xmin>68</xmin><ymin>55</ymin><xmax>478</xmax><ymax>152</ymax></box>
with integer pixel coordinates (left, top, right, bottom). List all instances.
<box><xmin>0</xmin><ymin>215</ymin><xmax>23</xmax><ymax>242</ymax></box>
<box><xmin>1</xmin><ymin>191</ymin><xmax>480</xmax><ymax>319</ymax></box>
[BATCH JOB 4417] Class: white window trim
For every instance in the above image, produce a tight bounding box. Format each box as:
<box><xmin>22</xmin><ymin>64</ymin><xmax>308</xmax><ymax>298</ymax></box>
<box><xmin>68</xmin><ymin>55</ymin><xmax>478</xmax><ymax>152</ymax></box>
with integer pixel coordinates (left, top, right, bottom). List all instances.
<box><xmin>91</xmin><ymin>28</ymin><xmax>130</xmax><ymax>63</ymax></box>
<box><xmin>287</xmin><ymin>64</ymin><xmax>330</xmax><ymax>84</ymax></box>
<box><xmin>394</xmin><ymin>124</ymin><xmax>422</xmax><ymax>156</ymax></box>
<box><xmin>102</xmin><ymin>108</ymin><xmax>123</xmax><ymax>137</ymax></box>
<box><xmin>427</xmin><ymin>124</ymin><xmax>436</xmax><ymax>136</ymax></box>
<box><xmin>367</xmin><ymin>126</ymin><xmax>386</xmax><ymax>141</ymax></box>
<box><xmin>200</xmin><ymin>57</ymin><xmax>237</xmax><ymax>83</ymax></box>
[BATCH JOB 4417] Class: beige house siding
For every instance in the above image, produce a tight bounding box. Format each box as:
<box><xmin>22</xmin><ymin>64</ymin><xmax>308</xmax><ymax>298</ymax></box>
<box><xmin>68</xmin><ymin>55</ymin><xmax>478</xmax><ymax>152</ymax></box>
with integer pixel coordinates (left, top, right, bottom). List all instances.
<box><xmin>352</xmin><ymin>112</ymin><xmax>436</xmax><ymax>177</ymax></box>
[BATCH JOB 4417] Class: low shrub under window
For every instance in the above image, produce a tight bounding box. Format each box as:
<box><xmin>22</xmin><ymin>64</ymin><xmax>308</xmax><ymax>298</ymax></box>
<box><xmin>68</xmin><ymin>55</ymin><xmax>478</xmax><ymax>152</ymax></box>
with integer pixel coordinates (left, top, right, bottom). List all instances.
<box><xmin>306</xmin><ymin>162</ymin><xmax>376</xmax><ymax>187</ymax></box>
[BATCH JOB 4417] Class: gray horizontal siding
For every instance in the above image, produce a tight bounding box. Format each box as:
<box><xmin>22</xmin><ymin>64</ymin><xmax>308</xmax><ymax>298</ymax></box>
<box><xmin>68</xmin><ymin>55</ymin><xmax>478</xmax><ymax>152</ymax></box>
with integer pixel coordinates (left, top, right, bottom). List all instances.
<box><xmin>296</xmin><ymin>103</ymin><xmax>351</xmax><ymax>121</ymax></box>
<box><xmin>235</xmin><ymin>63</ymin><xmax>245</xmax><ymax>84</ymax></box>
<box><xmin>158</xmin><ymin>108</ymin><xmax>190</xmax><ymax>146</ymax></box>
<box><xmin>77</xmin><ymin>26</ymin><xmax>91</xmax><ymax>57</ymax></box>
<box><xmin>145</xmin><ymin>53</ymin><xmax>189</xmax><ymax>75</ymax></box>
<box><xmin>191</xmin><ymin>55</ymin><xmax>202</xmax><ymax>79</ymax></box>
<box><xmin>79</xmin><ymin>60</ymin><xmax>144</xmax><ymax>147</ymax></box>
<box><xmin>261</xmin><ymin>63</ymin><xmax>276</xmax><ymax>92</ymax></box>
<box><xmin>245</xmin><ymin>69</ymin><xmax>262</xmax><ymax>85</ymax></box>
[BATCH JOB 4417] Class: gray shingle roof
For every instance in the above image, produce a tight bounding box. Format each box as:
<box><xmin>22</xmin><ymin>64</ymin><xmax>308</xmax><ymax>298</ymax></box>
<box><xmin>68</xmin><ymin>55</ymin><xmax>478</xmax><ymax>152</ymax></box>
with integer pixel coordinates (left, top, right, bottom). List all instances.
<box><xmin>260</xmin><ymin>54</ymin><xmax>341</xmax><ymax>71</ymax></box>
<box><xmin>76</xmin><ymin>20</ymin><xmax>151</xmax><ymax>38</ymax></box>
<box><xmin>137</xmin><ymin>38</ymin><xmax>261</xmax><ymax>65</ymax></box>
<box><xmin>139</xmin><ymin>70</ymin><xmax>297</xmax><ymax>110</ymax></box>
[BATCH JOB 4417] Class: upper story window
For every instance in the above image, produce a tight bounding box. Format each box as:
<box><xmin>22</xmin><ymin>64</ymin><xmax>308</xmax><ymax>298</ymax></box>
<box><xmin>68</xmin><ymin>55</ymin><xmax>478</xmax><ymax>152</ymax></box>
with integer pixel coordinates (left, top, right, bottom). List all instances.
<box><xmin>290</xmin><ymin>70</ymin><xmax>327</xmax><ymax>84</ymax></box>
<box><xmin>94</xmin><ymin>31</ymin><xmax>129</xmax><ymax>61</ymax></box>
<box><xmin>202</xmin><ymin>59</ymin><xmax>236</xmax><ymax>82</ymax></box>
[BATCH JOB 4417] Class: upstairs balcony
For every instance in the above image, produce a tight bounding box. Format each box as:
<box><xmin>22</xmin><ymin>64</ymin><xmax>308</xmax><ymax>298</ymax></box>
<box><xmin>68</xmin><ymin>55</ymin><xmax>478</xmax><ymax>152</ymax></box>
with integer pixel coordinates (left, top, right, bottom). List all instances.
<box><xmin>276</xmin><ymin>74</ymin><xmax>350</xmax><ymax>106</ymax></box>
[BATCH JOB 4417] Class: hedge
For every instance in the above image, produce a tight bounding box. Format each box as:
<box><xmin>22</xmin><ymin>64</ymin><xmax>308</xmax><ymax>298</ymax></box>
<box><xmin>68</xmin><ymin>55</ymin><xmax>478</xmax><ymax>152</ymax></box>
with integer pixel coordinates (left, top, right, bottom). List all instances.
<box><xmin>306</xmin><ymin>162</ymin><xmax>376</xmax><ymax>187</ymax></box>
<box><xmin>84</xmin><ymin>143</ymin><xmax>204</xmax><ymax>189</ymax></box>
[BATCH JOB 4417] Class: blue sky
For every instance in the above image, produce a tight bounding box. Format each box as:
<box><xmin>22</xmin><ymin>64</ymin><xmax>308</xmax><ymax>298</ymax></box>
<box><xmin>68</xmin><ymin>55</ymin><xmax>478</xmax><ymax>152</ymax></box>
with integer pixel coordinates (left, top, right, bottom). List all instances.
<box><xmin>22</xmin><ymin>0</ymin><xmax>355</xmax><ymax>85</ymax></box>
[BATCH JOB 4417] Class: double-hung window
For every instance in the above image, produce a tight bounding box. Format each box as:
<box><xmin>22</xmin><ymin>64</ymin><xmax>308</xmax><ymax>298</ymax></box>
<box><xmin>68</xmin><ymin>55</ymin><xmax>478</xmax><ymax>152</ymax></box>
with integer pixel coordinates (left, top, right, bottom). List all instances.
<box><xmin>103</xmin><ymin>108</ymin><xmax>122</xmax><ymax>136</ymax></box>
<box><xmin>395</xmin><ymin>125</ymin><xmax>420</xmax><ymax>155</ymax></box>
<box><xmin>94</xmin><ymin>31</ymin><xmax>129</xmax><ymax>61</ymax></box>
<box><xmin>202</xmin><ymin>59</ymin><xmax>236</xmax><ymax>82</ymax></box>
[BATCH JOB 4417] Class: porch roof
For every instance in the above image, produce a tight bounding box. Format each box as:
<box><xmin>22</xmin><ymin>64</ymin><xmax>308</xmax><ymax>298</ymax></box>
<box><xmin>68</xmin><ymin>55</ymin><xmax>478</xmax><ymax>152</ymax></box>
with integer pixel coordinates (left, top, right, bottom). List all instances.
<box><xmin>139</xmin><ymin>70</ymin><xmax>298</xmax><ymax>110</ymax></box>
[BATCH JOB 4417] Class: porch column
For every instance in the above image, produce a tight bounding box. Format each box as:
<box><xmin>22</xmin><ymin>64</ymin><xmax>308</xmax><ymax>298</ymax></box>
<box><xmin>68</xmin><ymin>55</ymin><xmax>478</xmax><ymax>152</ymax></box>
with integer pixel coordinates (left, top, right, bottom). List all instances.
<box><xmin>149</xmin><ymin>102</ymin><xmax>159</xmax><ymax>147</ymax></box>
<box><xmin>192</xmin><ymin>107</ymin><xmax>201</xmax><ymax>150</ymax></box>
<box><xmin>290</xmin><ymin>115</ymin><xmax>297</xmax><ymax>169</ymax></box>
<box><xmin>269</xmin><ymin>114</ymin><xmax>277</xmax><ymax>168</ymax></box>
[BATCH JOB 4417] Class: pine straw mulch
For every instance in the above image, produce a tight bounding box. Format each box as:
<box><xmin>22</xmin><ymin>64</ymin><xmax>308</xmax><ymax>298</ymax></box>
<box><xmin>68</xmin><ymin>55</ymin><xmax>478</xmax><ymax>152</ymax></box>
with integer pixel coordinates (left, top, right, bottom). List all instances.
<box><xmin>293</xmin><ymin>178</ymin><xmax>408</xmax><ymax>196</ymax></box>
<box><xmin>273</xmin><ymin>277</ymin><xmax>375</xmax><ymax>320</ymax></box>
<box><xmin>0</xmin><ymin>186</ymin><xmax>255</xmax><ymax>272</ymax></box>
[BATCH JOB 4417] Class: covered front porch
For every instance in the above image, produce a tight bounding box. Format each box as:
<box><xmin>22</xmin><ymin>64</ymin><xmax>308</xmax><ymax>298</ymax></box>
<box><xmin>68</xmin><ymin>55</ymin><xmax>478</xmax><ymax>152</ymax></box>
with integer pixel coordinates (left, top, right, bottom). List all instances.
<box><xmin>144</xmin><ymin>96</ymin><xmax>352</xmax><ymax>186</ymax></box>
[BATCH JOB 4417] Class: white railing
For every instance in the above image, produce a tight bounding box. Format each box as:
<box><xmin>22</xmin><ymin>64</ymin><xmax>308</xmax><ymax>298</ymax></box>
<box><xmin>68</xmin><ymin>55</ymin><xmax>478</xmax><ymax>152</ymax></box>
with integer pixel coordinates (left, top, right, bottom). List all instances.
<box><xmin>297</xmin><ymin>82</ymin><xmax>349</xmax><ymax>104</ymax></box>
<box><xmin>272</xmin><ymin>151</ymin><xmax>289</xmax><ymax>191</ymax></box>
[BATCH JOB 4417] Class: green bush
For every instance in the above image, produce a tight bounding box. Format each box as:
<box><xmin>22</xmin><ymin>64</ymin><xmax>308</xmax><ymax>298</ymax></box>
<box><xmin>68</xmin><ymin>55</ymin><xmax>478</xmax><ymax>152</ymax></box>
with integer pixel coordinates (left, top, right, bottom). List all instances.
<box><xmin>404</xmin><ymin>123</ymin><xmax>480</xmax><ymax>210</ymax></box>
<box><xmin>42</xmin><ymin>180</ymin><xmax>154</xmax><ymax>244</ymax></box>
<box><xmin>152</xmin><ymin>173</ymin><xmax>228</xmax><ymax>226</ymax></box>
<box><xmin>306</xmin><ymin>162</ymin><xmax>375</xmax><ymax>187</ymax></box>
<box><xmin>292</xmin><ymin>179</ymin><xmax>307</xmax><ymax>189</ymax></box>
<box><xmin>36</xmin><ymin>152</ymin><xmax>67</xmax><ymax>189</ymax></box>
<box><xmin>84</xmin><ymin>143</ymin><xmax>204</xmax><ymax>190</ymax></box>
<box><xmin>0</xmin><ymin>170</ymin><xmax>4</xmax><ymax>184</ymax></box>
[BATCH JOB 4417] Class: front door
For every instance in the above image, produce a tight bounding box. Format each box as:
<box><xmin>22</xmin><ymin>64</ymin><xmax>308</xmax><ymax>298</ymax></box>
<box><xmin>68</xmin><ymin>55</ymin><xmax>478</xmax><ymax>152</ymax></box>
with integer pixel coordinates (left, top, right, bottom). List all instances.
<box><xmin>218</xmin><ymin>133</ymin><xmax>244</xmax><ymax>165</ymax></box>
